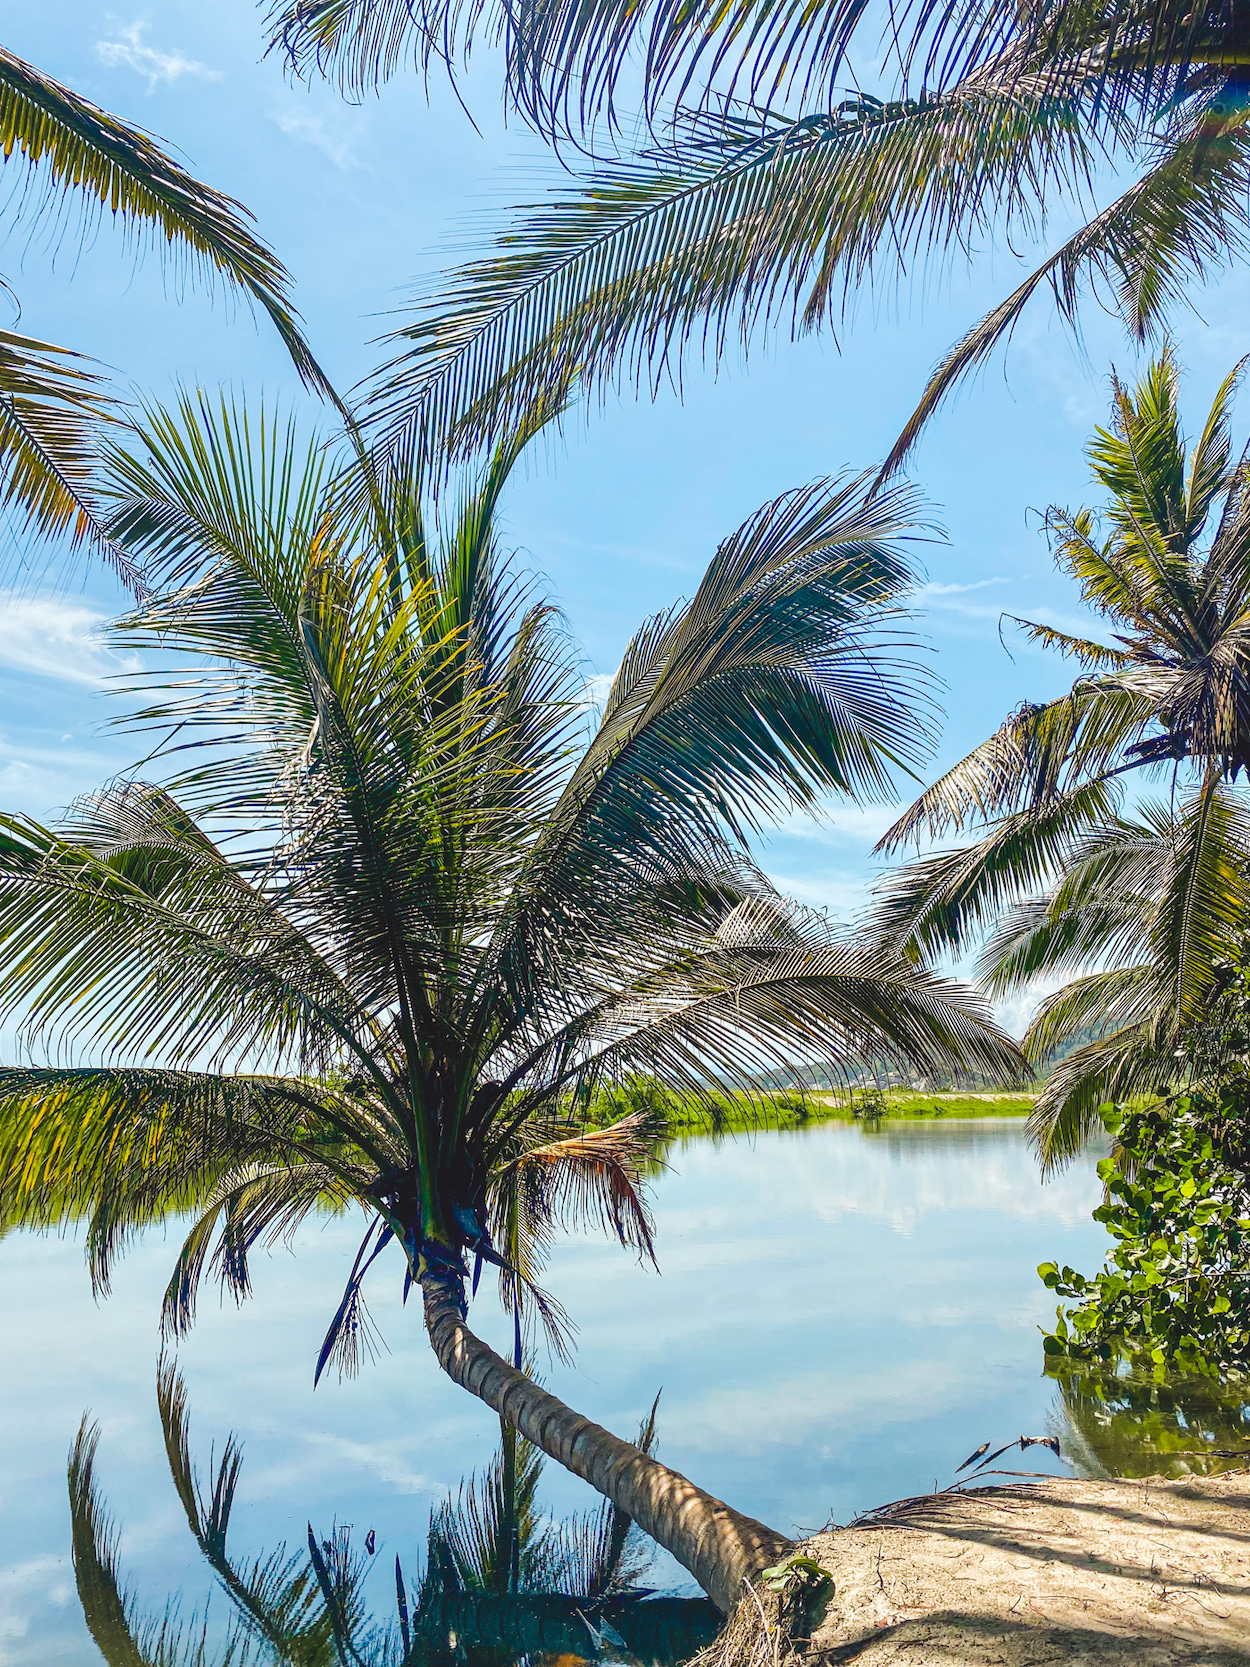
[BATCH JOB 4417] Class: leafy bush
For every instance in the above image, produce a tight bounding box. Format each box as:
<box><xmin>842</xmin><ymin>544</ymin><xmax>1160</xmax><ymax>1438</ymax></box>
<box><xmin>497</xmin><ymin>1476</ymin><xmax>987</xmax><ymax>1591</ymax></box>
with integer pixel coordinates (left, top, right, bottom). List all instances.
<box><xmin>1040</xmin><ymin>1091</ymin><xmax>1250</xmax><ymax>1377</ymax></box>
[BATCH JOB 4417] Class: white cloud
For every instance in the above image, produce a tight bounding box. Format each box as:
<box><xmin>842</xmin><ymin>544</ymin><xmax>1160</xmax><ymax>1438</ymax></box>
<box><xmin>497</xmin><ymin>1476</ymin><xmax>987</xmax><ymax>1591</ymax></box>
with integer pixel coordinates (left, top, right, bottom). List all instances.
<box><xmin>992</xmin><ymin>975</ymin><xmax>1068</xmax><ymax>1040</ymax></box>
<box><xmin>582</xmin><ymin>669</ymin><xmax>616</xmax><ymax>711</ymax></box>
<box><xmin>0</xmin><ymin>597</ymin><xmax>136</xmax><ymax>687</ymax></box>
<box><xmin>765</xmin><ymin>802</ymin><xmax>902</xmax><ymax>845</ymax></box>
<box><xmin>917</xmin><ymin>577</ymin><xmax>1008</xmax><ymax>598</ymax></box>
<box><xmin>764</xmin><ymin>866</ymin><xmax>873</xmax><ymax>918</ymax></box>
<box><xmin>96</xmin><ymin>22</ymin><xmax>220</xmax><ymax>91</ymax></box>
<box><xmin>0</xmin><ymin>735</ymin><xmax>126</xmax><ymax>820</ymax></box>
<box><xmin>269</xmin><ymin>95</ymin><xmax>364</xmax><ymax>170</ymax></box>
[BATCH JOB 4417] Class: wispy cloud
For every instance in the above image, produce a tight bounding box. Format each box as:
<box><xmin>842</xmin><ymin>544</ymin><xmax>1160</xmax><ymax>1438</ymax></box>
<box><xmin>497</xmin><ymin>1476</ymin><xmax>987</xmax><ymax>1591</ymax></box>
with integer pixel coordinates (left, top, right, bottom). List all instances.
<box><xmin>992</xmin><ymin>975</ymin><xmax>1067</xmax><ymax>1040</ymax></box>
<box><xmin>917</xmin><ymin>577</ymin><xmax>1008</xmax><ymax>598</ymax></box>
<box><xmin>96</xmin><ymin>22</ymin><xmax>220</xmax><ymax>91</ymax></box>
<box><xmin>0</xmin><ymin>597</ymin><xmax>138</xmax><ymax>687</ymax></box>
<box><xmin>581</xmin><ymin>669</ymin><xmax>616</xmax><ymax>711</ymax></box>
<box><xmin>269</xmin><ymin>95</ymin><xmax>364</xmax><ymax>170</ymax></box>
<box><xmin>763</xmin><ymin>866</ymin><xmax>873</xmax><ymax>919</ymax></box>
<box><xmin>764</xmin><ymin>801</ymin><xmax>903</xmax><ymax>846</ymax></box>
<box><xmin>0</xmin><ymin>734</ymin><xmax>121</xmax><ymax>821</ymax></box>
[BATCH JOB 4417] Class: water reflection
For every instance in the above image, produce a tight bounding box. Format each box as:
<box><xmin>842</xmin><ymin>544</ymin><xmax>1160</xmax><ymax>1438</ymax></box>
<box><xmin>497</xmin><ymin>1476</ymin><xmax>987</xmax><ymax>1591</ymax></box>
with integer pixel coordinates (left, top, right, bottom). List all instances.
<box><xmin>71</xmin><ymin>1365</ymin><xmax>718</xmax><ymax>1667</ymax></box>
<box><xmin>1052</xmin><ymin>1363</ymin><xmax>1250</xmax><ymax>1480</ymax></box>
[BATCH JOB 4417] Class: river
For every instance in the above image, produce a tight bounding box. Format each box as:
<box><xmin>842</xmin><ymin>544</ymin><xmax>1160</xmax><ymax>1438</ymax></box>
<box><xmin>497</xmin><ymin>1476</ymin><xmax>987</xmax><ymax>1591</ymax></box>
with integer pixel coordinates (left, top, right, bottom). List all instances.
<box><xmin>0</xmin><ymin>1116</ymin><xmax>1110</xmax><ymax>1662</ymax></box>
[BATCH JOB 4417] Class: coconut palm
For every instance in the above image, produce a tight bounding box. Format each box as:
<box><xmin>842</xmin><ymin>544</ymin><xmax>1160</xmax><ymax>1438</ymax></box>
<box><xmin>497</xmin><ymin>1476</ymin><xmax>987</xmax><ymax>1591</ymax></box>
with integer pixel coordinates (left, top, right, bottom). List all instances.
<box><xmin>0</xmin><ymin>389</ymin><xmax>1019</xmax><ymax>1608</ymax></box>
<box><xmin>0</xmin><ymin>42</ymin><xmax>329</xmax><ymax>587</ymax></box>
<box><xmin>70</xmin><ymin>1363</ymin><xmax>718</xmax><ymax>1667</ymax></box>
<box><xmin>265</xmin><ymin>0</ymin><xmax>1250</xmax><ymax>468</ymax></box>
<box><xmin>870</xmin><ymin>349</ymin><xmax>1250</xmax><ymax>1168</ymax></box>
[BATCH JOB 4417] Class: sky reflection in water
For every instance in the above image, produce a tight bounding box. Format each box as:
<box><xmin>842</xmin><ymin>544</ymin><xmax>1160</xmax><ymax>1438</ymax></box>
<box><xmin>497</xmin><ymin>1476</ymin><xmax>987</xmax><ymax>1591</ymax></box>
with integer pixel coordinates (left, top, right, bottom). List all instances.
<box><xmin>0</xmin><ymin>1117</ymin><xmax>1110</xmax><ymax>1663</ymax></box>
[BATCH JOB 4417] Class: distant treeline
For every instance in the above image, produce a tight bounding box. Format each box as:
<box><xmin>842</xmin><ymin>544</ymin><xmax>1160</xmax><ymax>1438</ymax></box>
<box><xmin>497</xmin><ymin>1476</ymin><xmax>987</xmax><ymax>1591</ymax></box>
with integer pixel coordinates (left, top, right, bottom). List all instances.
<box><xmin>578</xmin><ymin>1077</ymin><xmax>1034</xmax><ymax>1138</ymax></box>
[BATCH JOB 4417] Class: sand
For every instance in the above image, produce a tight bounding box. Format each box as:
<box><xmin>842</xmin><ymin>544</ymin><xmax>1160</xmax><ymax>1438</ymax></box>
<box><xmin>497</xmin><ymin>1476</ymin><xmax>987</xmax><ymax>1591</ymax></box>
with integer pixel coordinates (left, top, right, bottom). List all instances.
<box><xmin>783</xmin><ymin>1472</ymin><xmax>1250</xmax><ymax>1664</ymax></box>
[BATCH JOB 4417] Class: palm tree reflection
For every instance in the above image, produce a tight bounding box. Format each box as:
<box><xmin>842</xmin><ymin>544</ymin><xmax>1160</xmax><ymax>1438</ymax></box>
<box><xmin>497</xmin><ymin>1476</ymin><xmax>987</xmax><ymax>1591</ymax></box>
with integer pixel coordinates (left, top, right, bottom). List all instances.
<box><xmin>69</xmin><ymin>1363</ymin><xmax>719</xmax><ymax>1667</ymax></box>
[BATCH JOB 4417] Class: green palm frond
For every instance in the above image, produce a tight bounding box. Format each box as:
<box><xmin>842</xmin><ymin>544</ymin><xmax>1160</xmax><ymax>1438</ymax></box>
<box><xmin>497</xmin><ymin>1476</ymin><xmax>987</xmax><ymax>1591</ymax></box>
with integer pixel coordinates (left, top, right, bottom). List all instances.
<box><xmin>871</xmin><ymin>777</ymin><xmax>1124</xmax><ymax>962</ymax></box>
<box><xmin>156</xmin><ymin>1363</ymin><xmax>343</xmax><ymax>1660</ymax></box>
<box><xmin>265</xmin><ymin>0</ymin><xmax>1238</xmax><ymax>139</ymax></box>
<box><xmin>0</xmin><ymin>1064</ymin><xmax>383</xmax><ymax>1298</ymax></box>
<box><xmin>366</xmin><ymin>79</ymin><xmax>1100</xmax><ymax>456</ymax></box>
<box><xmin>432</xmin><ymin>1419</ymin><xmax>556</xmax><ymax>1595</ymax></box>
<box><xmin>874</xmin><ymin>687</ymin><xmax>1154</xmax><ymax>856</ymax></box>
<box><xmin>0</xmin><ymin>802</ymin><xmax>386</xmax><ymax>1077</ymax></box>
<box><xmin>880</xmin><ymin>122</ymin><xmax>1250</xmax><ymax>481</ymax></box>
<box><xmin>512</xmin><ymin>898</ymin><xmax>1026</xmax><ymax>1099</ymax></box>
<box><xmin>0</xmin><ymin>43</ymin><xmax>331</xmax><ymax>397</ymax></box>
<box><xmin>1026</xmin><ymin>1019</ymin><xmax>1174</xmax><ymax>1172</ymax></box>
<box><xmin>482</xmin><ymin>473</ymin><xmax>936</xmax><ymax>1037</ymax></box>
<box><xmin>1148</xmin><ymin>774</ymin><xmax>1250</xmax><ymax>1021</ymax></box>
<box><xmin>0</xmin><ymin>329</ymin><xmax>140</xmax><ymax>587</ymax></box>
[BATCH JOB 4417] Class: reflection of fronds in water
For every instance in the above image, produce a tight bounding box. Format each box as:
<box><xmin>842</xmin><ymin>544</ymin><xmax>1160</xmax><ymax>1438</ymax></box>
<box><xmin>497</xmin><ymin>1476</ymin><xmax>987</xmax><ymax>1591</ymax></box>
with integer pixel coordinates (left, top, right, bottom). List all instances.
<box><xmin>1051</xmin><ymin>1362</ymin><xmax>1250</xmax><ymax>1480</ymax></box>
<box><xmin>422</xmin><ymin>1389</ymin><xmax>661</xmax><ymax>1608</ymax></box>
<box><xmin>69</xmin><ymin>1371</ymin><xmax>716</xmax><ymax>1667</ymax></box>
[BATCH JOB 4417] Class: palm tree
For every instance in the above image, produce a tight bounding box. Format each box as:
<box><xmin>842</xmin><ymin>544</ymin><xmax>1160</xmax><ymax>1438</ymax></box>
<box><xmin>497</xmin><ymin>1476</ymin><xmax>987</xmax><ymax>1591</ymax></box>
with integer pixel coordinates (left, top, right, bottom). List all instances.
<box><xmin>0</xmin><ymin>42</ymin><xmax>330</xmax><ymax>587</ymax></box>
<box><xmin>0</xmin><ymin>390</ymin><xmax>1019</xmax><ymax>1610</ymax></box>
<box><xmin>870</xmin><ymin>348</ymin><xmax>1250</xmax><ymax>1169</ymax></box>
<box><xmin>70</xmin><ymin>1363</ymin><xmax>719</xmax><ymax>1666</ymax></box>
<box><xmin>265</xmin><ymin>0</ymin><xmax>1250</xmax><ymax>467</ymax></box>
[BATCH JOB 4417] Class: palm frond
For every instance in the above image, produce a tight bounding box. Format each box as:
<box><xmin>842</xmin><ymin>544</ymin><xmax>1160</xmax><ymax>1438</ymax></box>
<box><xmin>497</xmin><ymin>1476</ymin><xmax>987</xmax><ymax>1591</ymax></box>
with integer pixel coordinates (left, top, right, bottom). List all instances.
<box><xmin>0</xmin><ymin>797</ymin><xmax>391</xmax><ymax>1078</ymax></box>
<box><xmin>880</xmin><ymin>123</ymin><xmax>1250</xmax><ymax>482</ymax></box>
<box><xmin>1003</xmin><ymin>618</ymin><xmax>1133</xmax><ymax>669</ymax></box>
<box><xmin>69</xmin><ymin>1418</ymin><xmax>209</xmax><ymax>1667</ymax></box>
<box><xmin>1149</xmin><ymin>773</ymin><xmax>1250</xmax><ymax>1022</ymax></box>
<box><xmin>265</xmin><ymin>0</ymin><xmax>1215</xmax><ymax>140</ymax></box>
<box><xmin>429</xmin><ymin>1418</ymin><xmax>556</xmax><ymax>1595</ymax></box>
<box><xmin>367</xmin><ymin>78</ymin><xmax>1100</xmax><ymax>456</ymax></box>
<box><xmin>512</xmin><ymin>898</ymin><xmax>1026</xmax><ymax>1105</ymax></box>
<box><xmin>156</xmin><ymin>1361</ymin><xmax>341</xmax><ymax>1656</ymax></box>
<box><xmin>1026</xmin><ymin>1020</ymin><xmax>1174</xmax><ymax>1172</ymax></box>
<box><xmin>483</xmin><ymin>474</ymin><xmax>935</xmax><ymax>1040</ymax></box>
<box><xmin>0</xmin><ymin>1064</ymin><xmax>383</xmax><ymax>1304</ymax></box>
<box><xmin>871</xmin><ymin>776</ymin><xmax>1124</xmax><ymax>962</ymax></box>
<box><xmin>0</xmin><ymin>330</ymin><xmax>140</xmax><ymax>590</ymax></box>
<box><xmin>494</xmin><ymin>1110</ymin><xmax>659</xmax><ymax>1265</ymax></box>
<box><xmin>0</xmin><ymin>44</ymin><xmax>331</xmax><ymax>395</ymax></box>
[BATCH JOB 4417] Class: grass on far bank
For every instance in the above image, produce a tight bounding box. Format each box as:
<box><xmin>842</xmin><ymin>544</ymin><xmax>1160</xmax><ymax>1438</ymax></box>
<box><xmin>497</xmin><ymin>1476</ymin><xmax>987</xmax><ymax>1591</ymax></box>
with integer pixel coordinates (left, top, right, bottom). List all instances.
<box><xmin>580</xmin><ymin>1077</ymin><xmax>1035</xmax><ymax>1138</ymax></box>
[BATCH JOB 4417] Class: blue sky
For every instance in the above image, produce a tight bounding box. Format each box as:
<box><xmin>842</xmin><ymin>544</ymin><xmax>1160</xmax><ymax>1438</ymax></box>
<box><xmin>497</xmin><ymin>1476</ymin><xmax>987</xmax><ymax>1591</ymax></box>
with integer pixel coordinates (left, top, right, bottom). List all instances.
<box><xmin>5</xmin><ymin>1</ymin><xmax>1250</xmax><ymax>1030</ymax></box>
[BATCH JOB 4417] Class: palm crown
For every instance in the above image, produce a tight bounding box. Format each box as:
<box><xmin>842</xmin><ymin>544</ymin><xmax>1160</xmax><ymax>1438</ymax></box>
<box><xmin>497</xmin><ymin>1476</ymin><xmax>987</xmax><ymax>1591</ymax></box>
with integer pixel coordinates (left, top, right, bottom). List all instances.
<box><xmin>0</xmin><ymin>391</ymin><xmax>1016</xmax><ymax>1346</ymax></box>
<box><xmin>873</xmin><ymin>350</ymin><xmax>1250</xmax><ymax>1168</ymax></box>
<box><xmin>0</xmin><ymin>392</ymin><xmax>1020</xmax><ymax>1601</ymax></box>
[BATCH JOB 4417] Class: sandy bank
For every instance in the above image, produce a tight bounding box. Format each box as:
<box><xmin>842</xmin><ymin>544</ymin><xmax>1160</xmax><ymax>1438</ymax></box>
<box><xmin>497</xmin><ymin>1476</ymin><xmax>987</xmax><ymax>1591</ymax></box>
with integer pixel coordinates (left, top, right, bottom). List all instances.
<box><xmin>790</xmin><ymin>1472</ymin><xmax>1250</xmax><ymax>1662</ymax></box>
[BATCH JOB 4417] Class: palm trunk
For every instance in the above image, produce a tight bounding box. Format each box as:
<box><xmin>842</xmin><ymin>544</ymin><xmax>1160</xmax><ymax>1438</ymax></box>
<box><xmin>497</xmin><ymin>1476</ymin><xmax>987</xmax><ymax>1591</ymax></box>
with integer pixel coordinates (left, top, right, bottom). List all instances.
<box><xmin>421</xmin><ymin>1275</ymin><xmax>792</xmax><ymax>1613</ymax></box>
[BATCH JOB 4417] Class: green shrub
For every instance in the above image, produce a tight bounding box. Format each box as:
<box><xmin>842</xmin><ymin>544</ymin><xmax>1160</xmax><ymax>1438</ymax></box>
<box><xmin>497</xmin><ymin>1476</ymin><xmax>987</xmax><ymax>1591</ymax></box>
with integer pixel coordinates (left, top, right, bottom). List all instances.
<box><xmin>1040</xmin><ymin>1092</ymin><xmax>1250</xmax><ymax>1378</ymax></box>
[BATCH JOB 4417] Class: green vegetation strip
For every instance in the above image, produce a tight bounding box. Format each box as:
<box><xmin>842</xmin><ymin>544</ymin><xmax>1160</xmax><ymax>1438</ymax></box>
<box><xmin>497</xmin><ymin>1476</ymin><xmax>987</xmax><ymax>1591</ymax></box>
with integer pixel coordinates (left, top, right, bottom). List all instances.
<box><xmin>582</xmin><ymin>1079</ymin><xmax>1034</xmax><ymax>1137</ymax></box>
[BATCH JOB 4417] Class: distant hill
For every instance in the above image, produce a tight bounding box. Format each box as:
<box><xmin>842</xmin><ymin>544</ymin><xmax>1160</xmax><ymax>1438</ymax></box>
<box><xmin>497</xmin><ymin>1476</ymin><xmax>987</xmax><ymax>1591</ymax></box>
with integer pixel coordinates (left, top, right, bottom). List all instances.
<box><xmin>1030</xmin><ymin>1023</ymin><xmax>1110</xmax><ymax>1077</ymax></box>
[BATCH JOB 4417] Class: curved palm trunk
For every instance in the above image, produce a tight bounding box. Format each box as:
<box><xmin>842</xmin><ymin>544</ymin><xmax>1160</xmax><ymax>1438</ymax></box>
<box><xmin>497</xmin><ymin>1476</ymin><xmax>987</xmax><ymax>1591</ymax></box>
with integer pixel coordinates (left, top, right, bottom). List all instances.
<box><xmin>421</xmin><ymin>1275</ymin><xmax>792</xmax><ymax>1613</ymax></box>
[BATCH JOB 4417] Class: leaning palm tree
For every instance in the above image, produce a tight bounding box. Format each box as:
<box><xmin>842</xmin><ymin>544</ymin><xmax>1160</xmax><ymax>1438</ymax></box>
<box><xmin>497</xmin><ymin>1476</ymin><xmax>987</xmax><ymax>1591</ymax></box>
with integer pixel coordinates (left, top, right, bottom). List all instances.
<box><xmin>870</xmin><ymin>348</ymin><xmax>1250</xmax><ymax>1169</ymax></box>
<box><xmin>0</xmin><ymin>43</ymin><xmax>330</xmax><ymax>587</ymax></box>
<box><xmin>0</xmin><ymin>391</ymin><xmax>1019</xmax><ymax>1610</ymax></box>
<box><xmin>266</xmin><ymin>0</ymin><xmax>1250</xmax><ymax>469</ymax></box>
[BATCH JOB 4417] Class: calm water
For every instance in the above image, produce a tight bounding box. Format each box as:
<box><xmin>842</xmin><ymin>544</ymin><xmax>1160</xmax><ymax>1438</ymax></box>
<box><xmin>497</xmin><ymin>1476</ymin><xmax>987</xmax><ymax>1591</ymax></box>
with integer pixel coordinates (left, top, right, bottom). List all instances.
<box><xmin>0</xmin><ymin>1117</ymin><xmax>1111</xmax><ymax>1663</ymax></box>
